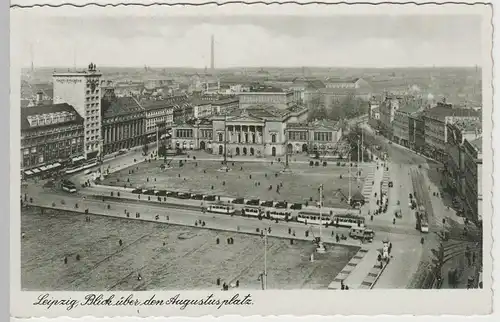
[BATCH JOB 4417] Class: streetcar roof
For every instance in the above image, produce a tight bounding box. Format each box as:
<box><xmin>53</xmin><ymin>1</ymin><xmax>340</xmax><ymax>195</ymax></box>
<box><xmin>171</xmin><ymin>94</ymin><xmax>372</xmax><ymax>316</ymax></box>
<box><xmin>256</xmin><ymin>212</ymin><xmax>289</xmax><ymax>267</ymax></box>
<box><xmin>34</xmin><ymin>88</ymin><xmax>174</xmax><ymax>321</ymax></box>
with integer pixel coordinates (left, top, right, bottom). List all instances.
<box><xmin>333</xmin><ymin>213</ymin><xmax>364</xmax><ymax>219</ymax></box>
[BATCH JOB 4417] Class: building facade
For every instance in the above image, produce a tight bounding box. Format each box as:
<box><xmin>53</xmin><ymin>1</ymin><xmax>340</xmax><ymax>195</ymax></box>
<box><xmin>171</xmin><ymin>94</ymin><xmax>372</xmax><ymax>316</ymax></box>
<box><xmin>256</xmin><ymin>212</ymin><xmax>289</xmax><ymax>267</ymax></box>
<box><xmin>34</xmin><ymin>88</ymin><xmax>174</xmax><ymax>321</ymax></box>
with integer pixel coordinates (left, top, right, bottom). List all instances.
<box><xmin>171</xmin><ymin>106</ymin><xmax>308</xmax><ymax>157</ymax></box>
<box><xmin>53</xmin><ymin>63</ymin><xmax>102</xmax><ymax>159</ymax></box>
<box><xmin>285</xmin><ymin>120</ymin><xmax>343</xmax><ymax>154</ymax></box>
<box><xmin>422</xmin><ymin>102</ymin><xmax>480</xmax><ymax>162</ymax></box>
<box><xmin>238</xmin><ymin>90</ymin><xmax>295</xmax><ymax>110</ymax></box>
<box><xmin>21</xmin><ymin>103</ymin><xmax>84</xmax><ymax>171</ymax></box>
<box><xmin>392</xmin><ymin>102</ymin><xmax>423</xmax><ymax>148</ymax></box>
<box><xmin>140</xmin><ymin>100</ymin><xmax>174</xmax><ymax>141</ymax></box>
<box><xmin>101</xmin><ymin>96</ymin><xmax>146</xmax><ymax>154</ymax></box>
<box><xmin>463</xmin><ymin>137</ymin><xmax>482</xmax><ymax>222</ymax></box>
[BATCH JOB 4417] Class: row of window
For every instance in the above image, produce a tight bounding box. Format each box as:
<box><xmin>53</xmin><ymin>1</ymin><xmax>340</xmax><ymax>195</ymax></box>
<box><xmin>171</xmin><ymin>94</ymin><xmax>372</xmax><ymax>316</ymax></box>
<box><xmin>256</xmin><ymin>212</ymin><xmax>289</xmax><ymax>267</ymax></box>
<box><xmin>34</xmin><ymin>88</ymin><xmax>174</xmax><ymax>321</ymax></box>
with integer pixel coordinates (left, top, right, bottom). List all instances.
<box><xmin>176</xmin><ymin>129</ymin><xmax>194</xmax><ymax>139</ymax></box>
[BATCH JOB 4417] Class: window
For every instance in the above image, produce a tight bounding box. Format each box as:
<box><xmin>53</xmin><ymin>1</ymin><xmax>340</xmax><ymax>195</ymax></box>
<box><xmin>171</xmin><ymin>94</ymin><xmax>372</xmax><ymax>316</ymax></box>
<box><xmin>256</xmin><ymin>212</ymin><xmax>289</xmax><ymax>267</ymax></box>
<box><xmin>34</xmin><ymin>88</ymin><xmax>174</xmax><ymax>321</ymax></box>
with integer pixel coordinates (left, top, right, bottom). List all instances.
<box><xmin>218</xmin><ymin>133</ymin><xmax>223</xmax><ymax>142</ymax></box>
<box><xmin>271</xmin><ymin>134</ymin><xmax>276</xmax><ymax>143</ymax></box>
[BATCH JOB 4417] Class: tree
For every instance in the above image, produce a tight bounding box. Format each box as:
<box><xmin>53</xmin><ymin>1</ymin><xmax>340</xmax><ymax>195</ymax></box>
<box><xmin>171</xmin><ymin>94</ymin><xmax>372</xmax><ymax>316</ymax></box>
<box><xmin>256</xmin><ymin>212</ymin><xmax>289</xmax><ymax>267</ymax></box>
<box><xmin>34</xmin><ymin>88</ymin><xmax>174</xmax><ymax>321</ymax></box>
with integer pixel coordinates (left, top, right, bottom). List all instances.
<box><xmin>158</xmin><ymin>144</ymin><xmax>167</xmax><ymax>157</ymax></box>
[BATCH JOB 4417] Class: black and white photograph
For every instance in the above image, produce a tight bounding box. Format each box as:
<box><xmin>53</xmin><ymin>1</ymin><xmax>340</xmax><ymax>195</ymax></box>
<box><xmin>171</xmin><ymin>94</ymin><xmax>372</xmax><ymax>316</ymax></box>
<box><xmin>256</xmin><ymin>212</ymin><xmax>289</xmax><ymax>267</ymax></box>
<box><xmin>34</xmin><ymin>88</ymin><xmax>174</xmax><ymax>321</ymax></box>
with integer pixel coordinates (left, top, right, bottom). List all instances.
<box><xmin>10</xmin><ymin>1</ymin><xmax>493</xmax><ymax>317</ymax></box>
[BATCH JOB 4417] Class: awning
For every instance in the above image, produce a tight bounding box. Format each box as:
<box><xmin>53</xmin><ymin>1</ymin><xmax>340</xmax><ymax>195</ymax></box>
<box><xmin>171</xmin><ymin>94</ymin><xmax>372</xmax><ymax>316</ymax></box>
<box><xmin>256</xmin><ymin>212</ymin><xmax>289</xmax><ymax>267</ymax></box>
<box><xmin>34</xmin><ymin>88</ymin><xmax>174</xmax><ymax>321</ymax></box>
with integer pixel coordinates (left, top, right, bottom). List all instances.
<box><xmin>52</xmin><ymin>162</ymin><xmax>61</xmax><ymax>168</ymax></box>
<box><xmin>32</xmin><ymin>168</ymin><xmax>40</xmax><ymax>173</ymax></box>
<box><xmin>39</xmin><ymin>166</ymin><xmax>48</xmax><ymax>171</ymax></box>
<box><xmin>24</xmin><ymin>170</ymin><xmax>33</xmax><ymax>175</ymax></box>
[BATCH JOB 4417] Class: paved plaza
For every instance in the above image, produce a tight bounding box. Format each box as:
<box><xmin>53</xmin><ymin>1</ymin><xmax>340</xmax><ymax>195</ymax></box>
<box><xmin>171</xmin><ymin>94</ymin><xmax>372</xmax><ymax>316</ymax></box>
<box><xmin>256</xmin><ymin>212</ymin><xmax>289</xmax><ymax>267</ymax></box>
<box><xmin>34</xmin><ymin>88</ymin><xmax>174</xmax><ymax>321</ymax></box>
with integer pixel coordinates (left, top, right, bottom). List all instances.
<box><xmin>21</xmin><ymin>208</ymin><xmax>359</xmax><ymax>291</ymax></box>
<box><xmin>101</xmin><ymin>159</ymin><xmax>370</xmax><ymax>208</ymax></box>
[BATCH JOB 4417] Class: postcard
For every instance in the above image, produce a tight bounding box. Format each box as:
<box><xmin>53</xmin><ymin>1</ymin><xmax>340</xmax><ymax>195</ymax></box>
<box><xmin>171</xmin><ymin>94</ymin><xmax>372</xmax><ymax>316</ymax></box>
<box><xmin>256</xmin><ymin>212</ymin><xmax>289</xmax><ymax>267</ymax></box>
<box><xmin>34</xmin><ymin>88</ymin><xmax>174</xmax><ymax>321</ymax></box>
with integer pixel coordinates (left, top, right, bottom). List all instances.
<box><xmin>10</xmin><ymin>0</ymin><xmax>494</xmax><ymax>317</ymax></box>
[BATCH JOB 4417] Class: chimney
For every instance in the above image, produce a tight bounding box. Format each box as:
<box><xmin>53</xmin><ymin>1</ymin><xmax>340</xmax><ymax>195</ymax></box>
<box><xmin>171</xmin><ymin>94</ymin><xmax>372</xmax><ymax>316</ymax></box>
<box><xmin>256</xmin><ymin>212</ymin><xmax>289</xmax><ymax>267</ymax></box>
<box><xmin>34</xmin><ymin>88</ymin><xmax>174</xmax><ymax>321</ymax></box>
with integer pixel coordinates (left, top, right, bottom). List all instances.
<box><xmin>36</xmin><ymin>91</ymin><xmax>43</xmax><ymax>105</ymax></box>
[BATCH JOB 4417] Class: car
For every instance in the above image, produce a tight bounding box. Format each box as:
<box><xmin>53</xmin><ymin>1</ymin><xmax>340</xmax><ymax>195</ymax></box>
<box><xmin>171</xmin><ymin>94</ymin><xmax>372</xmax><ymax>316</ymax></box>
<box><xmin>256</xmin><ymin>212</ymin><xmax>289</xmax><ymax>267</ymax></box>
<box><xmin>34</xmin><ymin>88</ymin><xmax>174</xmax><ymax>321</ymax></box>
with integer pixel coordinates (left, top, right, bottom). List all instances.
<box><xmin>144</xmin><ymin>190</ymin><xmax>156</xmax><ymax>195</ymax></box>
<box><xmin>203</xmin><ymin>195</ymin><xmax>216</xmax><ymax>201</ymax></box>
<box><xmin>290</xmin><ymin>203</ymin><xmax>303</xmax><ymax>210</ymax></box>
<box><xmin>155</xmin><ymin>190</ymin><xmax>167</xmax><ymax>196</ymax></box>
<box><xmin>275</xmin><ymin>201</ymin><xmax>288</xmax><ymax>209</ymax></box>
<box><xmin>260</xmin><ymin>200</ymin><xmax>274</xmax><ymax>207</ymax></box>
<box><xmin>191</xmin><ymin>194</ymin><xmax>204</xmax><ymax>200</ymax></box>
<box><xmin>131</xmin><ymin>188</ymin><xmax>142</xmax><ymax>194</ymax></box>
<box><xmin>246</xmin><ymin>199</ymin><xmax>260</xmax><ymax>206</ymax></box>
<box><xmin>166</xmin><ymin>191</ymin><xmax>178</xmax><ymax>198</ymax></box>
<box><xmin>388</xmin><ymin>181</ymin><xmax>393</xmax><ymax>188</ymax></box>
<box><xmin>176</xmin><ymin>192</ymin><xmax>191</xmax><ymax>199</ymax></box>
<box><xmin>232</xmin><ymin>198</ymin><xmax>245</xmax><ymax>204</ymax></box>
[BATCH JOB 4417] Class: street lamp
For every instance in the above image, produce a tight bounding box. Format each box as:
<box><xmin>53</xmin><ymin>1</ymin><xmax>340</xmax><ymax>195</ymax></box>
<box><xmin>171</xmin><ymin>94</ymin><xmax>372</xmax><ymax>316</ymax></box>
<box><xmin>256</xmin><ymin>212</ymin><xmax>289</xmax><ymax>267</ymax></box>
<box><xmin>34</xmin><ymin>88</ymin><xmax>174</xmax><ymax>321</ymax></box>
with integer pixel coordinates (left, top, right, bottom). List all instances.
<box><xmin>317</xmin><ymin>184</ymin><xmax>326</xmax><ymax>253</ymax></box>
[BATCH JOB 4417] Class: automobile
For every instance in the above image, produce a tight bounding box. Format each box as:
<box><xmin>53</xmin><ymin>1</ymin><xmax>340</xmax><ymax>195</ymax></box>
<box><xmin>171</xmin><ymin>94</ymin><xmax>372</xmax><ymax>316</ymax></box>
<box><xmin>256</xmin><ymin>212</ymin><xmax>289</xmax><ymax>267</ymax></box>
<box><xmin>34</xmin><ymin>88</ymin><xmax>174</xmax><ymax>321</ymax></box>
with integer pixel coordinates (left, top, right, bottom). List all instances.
<box><xmin>143</xmin><ymin>190</ymin><xmax>156</xmax><ymax>195</ymax></box>
<box><xmin>131</xmin><ymin>188</ymin><xmax>142</xmax><ymax>194</ymax></box>
<box><xmin>260</xmin><ymin>200</ymin><xmax>274</xmax><ymax>207</ymax></box>
<box><xmin>246</xmin><ymin>199</ymin><xmax>260</xmax><ymax>206</ymax></box>
<box><xmin>375</xmin><ymin>145</ymin><xmax>381</xmax><ymax>150</ymax></box>
<box><xmin>409</xmin><ymin>193</ymin><xmax>413</xmax><ymax>199</ymax></box>
<box><xmin>166</xmin><ymin>191</ymin><xmax>178</xmax><ymax>198</ymax></box>
<box><xmin>176</xmin><ymin>192</ymin><xmax>191</xmax><ymax>199</ymax></box>
<box><xmin>155</xmin><ymin>190</ymin><xmax>167</xmax><ymax>196</ymax></box>
<box><xmin>290</xmin><ymin>203</ymin><xmax>303</xmax><ymax>210</ymax></box>
<box><xmin>388</xmin><ymin>181</ymin><xmax>393</xmax><ymax>188</ymax></box>
<box><xmin>388</xmin><ymin>141</ymin><xmax>393</xmax><ymax>145</ymax></box>
<box><xmin>232</xmin><ymin>197</ymin><xmax>245</xmax><ymax>204</ymax></box>
<box><xmin>191</xmin><ymin>194</ymin><xmax>204</xmax><ymax>200</ymax></box>
<box><xmin>275</xmin><ymin>201</ymin><xmax>288</xmax><ymax>209</ymax></box>
<box><xmin>203</xmin><ymin>195</ymin><xmax>216</xmax><ymax>201</ymax></box>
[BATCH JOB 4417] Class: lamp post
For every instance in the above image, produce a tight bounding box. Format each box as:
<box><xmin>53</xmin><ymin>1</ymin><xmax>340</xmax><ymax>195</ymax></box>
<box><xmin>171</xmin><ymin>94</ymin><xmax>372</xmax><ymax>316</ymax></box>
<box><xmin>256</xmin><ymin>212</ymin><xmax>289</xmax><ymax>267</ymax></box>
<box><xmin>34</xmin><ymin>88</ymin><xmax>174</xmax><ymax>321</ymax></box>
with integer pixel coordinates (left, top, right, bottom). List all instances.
<box><xmin>219</xmin><ymin>109</ymin><xmax>230</xmax><ymax>172</ymax></box>
<box><xmin>317</xmin><ymin>184</ymin><xmax>326</xmax><ymax>253</ymax></box>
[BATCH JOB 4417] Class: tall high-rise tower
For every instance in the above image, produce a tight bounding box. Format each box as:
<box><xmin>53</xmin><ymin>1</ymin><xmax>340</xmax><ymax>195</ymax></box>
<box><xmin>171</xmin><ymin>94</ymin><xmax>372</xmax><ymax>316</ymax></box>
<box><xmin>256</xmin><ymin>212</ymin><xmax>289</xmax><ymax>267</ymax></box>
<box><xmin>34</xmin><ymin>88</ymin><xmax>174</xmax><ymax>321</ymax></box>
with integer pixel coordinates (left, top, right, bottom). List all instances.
<box><xmin>53</xmin><ymin>63</ymin><xmax>102</xmax><ymax>160</ymax></box>
<box><xmin>210</xmin><ymin>35</ymin><xmax>215</xmax><ymax>71</ymax></box>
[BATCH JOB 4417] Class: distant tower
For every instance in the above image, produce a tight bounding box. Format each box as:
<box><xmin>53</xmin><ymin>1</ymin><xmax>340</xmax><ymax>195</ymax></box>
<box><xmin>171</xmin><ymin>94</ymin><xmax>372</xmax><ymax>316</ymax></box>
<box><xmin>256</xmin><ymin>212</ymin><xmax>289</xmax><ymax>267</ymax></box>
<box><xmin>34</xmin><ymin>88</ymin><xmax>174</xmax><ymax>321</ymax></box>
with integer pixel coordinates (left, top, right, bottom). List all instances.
<box><xmin>30</xmin><ymin>43</ymin><xmax>34</xmax><ymax>73</ymax></box>
<box><xmin>210</xmin><ymin>35</ymin><xmax>215</xmax><ymax>71</ymax></box>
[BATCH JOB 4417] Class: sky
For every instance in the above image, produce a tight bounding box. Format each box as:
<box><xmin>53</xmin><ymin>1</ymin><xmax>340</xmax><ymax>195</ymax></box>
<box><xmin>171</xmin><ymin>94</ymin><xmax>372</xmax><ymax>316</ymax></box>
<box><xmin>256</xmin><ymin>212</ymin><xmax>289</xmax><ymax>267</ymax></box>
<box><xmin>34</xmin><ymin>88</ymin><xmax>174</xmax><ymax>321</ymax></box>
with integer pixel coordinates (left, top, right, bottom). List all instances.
<box><xmin>11</xmin><ymin>13</ymin><xmax>484</xmax><ymax>68</ymax></box>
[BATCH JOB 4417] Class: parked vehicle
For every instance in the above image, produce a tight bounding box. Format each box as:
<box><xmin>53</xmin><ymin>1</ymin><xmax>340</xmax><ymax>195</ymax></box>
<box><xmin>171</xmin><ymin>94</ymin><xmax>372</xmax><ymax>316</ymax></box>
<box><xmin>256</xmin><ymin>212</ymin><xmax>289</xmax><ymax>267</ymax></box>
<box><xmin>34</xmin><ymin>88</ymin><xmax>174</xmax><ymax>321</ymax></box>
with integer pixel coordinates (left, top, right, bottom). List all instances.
<box><xmin>232</xmin><ymin>198</ymin><xmax>245</xmax><ymax>204</ymax></box>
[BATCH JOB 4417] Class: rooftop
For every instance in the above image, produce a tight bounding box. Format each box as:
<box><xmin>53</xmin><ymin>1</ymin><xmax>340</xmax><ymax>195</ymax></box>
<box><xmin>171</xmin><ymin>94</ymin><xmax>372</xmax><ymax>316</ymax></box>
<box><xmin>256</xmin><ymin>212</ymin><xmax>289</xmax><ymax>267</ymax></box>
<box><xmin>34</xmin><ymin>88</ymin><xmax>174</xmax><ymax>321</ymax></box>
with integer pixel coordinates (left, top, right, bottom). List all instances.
<box><xmin>287</xmin><ymin>119</ymin><xmax>340</xmax><ymax>131</ymax></box>
<box><xmin>454</xmin><ymin>118</ymin><xmax>482</xmax><ymax>132</ymax></box>
<box><xmin>423</xmin><ymin>103</ymin><xmax>481</xmax><ymax>121</ymax></box>
<box><xmin>469</xmin><ymin>137</ymin><xmax>482</xmax><ymax>153</ymax></box>
<box><xmin>247</xmin><ymin>85</ymin><xmax>286</xmax><ymax>93</ymax></box>
<box><xmin>102</xmin><ymin>97</ymin><xmax>144</xmax><ymax>118</ymax></box>
<box><xmin>21</xmin><ymin>103</ymin><xmax>83</xmax><ymax>130</ymax></box>
<box><xmin>325</xmin><ymin>77</ymin><xmax>360</xmax><ymax>84</ymax></box>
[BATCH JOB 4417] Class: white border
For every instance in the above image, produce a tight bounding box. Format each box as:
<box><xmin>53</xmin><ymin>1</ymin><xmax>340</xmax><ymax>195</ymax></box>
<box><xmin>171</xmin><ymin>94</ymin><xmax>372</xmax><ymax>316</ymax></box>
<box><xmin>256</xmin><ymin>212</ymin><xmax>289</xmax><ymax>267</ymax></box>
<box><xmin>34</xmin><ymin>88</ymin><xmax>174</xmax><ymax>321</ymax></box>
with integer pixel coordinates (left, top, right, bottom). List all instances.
<box><xmin>9</xmin><ymin>0</ymin><xmax>496</xmax><ymax>318</ymax></box>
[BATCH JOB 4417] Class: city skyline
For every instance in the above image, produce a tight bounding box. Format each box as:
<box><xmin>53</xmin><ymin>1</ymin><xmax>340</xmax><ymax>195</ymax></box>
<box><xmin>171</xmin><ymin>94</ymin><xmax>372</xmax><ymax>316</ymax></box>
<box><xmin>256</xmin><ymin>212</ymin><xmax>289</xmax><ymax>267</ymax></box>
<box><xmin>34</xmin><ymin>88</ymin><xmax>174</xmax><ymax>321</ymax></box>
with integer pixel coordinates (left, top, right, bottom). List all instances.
<box><xmin>12</xmin><ymin>14</ymin><xmax>483</xmax><ymax>69</ymax></box>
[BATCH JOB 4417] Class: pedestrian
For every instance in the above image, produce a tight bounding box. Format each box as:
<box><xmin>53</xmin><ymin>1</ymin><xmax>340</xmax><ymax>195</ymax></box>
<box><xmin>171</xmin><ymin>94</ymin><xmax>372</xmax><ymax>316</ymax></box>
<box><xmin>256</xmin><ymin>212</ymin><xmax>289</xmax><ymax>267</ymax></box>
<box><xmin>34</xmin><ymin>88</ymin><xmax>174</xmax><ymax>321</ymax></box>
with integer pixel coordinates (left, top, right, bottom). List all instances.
<box><xmin>288</xmin><ymin>228</ymin><xmax>292</xmax><ymax>235</ymax></box>
<box><xmin>236</xmin><ymin>280</ymin><xmax>240</xmax><ymax>287</ymax></box>
<box><xmin>138</xmin><ymin>273</ymin><xmax>142</xmax><ymax>281</ymax></box>
<box><xmin>293</xmin><ymin>230</ymin><xmax>296</xmax><ymax>237</ymax></box>
<box><xmin>119</xmin><ymin>239</ymin><xmax>123</xmax><ymax>246</ymax></box>
<box><xmin>64</xmin><ymin>257</ymin><xmax>68</xmax><ymax>264</ymax></box>
<box><xmin>392</xmin><ymin>218</ymin><xmax>396</xmax><ymax>225</ymax></box>
<box><xmin>345</xmin><ymin>285</ymin><xmax>349</xmax><ymax>290</ymax></box>
<box><xmin>202</xmin><ymin>221</ymin><xmax>206</xmax><ymax>227</ymax></box>
<box><xmin>216</xmin><ymin>237</ymin><xmax>220</xmax><ymax>245</ymax></box>
<box><xmin>76</xmin><ymin>254</ymin><xmax>80</xmax><ymax>261</ymax></box>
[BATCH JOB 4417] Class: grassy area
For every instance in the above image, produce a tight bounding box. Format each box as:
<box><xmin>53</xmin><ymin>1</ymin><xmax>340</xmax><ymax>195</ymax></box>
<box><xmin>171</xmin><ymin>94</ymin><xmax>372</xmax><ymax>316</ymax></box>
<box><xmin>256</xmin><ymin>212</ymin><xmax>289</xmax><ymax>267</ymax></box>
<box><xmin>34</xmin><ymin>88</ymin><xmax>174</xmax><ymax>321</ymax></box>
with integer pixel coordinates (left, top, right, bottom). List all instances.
<box><xmin>21</xmin><ymin>208</ymin><xmax>359</xmax><ymax>291</ymax></box>
<box><xmin>101</xmin><ymin>160</ymin><xmax>371</xmax><ymax>208</ymax></box>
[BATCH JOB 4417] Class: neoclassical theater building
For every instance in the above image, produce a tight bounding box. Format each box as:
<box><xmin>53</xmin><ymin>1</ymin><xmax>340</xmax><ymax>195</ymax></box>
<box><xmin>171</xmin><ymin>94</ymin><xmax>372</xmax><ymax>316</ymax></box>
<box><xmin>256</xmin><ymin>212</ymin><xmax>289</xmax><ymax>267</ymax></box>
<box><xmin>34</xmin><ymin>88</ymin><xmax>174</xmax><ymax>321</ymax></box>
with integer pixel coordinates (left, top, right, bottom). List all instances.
<box><xmin>171</xmin><ymin>105</ymin><xmax>343</xmax><ymax>157</ymax></box>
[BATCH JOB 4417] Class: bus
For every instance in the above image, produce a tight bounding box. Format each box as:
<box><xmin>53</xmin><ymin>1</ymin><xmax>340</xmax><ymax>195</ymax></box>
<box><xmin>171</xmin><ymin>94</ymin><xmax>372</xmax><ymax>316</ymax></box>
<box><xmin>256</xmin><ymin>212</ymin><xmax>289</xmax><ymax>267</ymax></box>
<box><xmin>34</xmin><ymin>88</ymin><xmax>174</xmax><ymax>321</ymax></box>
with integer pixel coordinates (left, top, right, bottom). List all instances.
<box><xmin>297</xmin><ymin>211</ymin><xmax>331</xmax><ymax>225</ymax></box>
<box><xmin>242</xmin><ymin>206</ymin><xmax>263</xmax><ymax>218</ymax></box>
<box><xmin>207</xmin><ymin>203</ymin><xmax>236</xmax><ymax>215</ymax></box>
<box><xmin>61</xmin><ymin>180</ymin><xmax>77</xmax><ymax>193</ymax></box>
<box><xmin>416</xmin><ymin>206</ymin><xmax>429</xmax><ymax>233</ymax></box>
<box><xmin>332</xmin><ymin>214</ymin><xmax>365</xmax><ymax>228</ymax></box>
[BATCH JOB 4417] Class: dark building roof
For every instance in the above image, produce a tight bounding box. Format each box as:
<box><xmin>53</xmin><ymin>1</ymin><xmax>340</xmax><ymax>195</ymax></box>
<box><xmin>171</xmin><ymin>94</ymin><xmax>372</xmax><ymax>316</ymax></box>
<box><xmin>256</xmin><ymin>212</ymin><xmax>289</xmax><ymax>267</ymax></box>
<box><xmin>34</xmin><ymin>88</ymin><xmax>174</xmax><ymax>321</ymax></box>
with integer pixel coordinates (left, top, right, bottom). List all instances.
<box><xmin>102</xmin><ymin>97</ymin><xmax>144</xmax><ymax>118</ymax></box>
<box><xmin>423</xmin><ymin>103</ymin><xmax>481</xmax><ymax>122</ymax></box>
<box><xmin>140</xmin><ymin>99</ymin><xmax>176</xmax><ymax>111</ymax></box>
<box><xmin>21</xmin><ymin>103</ymin><xmax>83</xmax><ymax>131</ymax></box>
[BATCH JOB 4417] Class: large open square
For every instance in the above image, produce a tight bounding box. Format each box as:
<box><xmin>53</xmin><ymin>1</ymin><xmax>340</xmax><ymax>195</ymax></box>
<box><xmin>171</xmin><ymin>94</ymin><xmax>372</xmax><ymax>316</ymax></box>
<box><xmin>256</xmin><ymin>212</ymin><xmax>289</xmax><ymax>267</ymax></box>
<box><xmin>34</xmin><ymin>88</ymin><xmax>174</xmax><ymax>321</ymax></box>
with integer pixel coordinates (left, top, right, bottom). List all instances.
<box><xmin>101</xmin><ymin>159</ymin><xmax>371</xmax><ymax>208</ymax></box>
<box><xmin>21</xmin><ymin>208</ymin><xmax>359</xmax><ymax>291</ymax></box>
